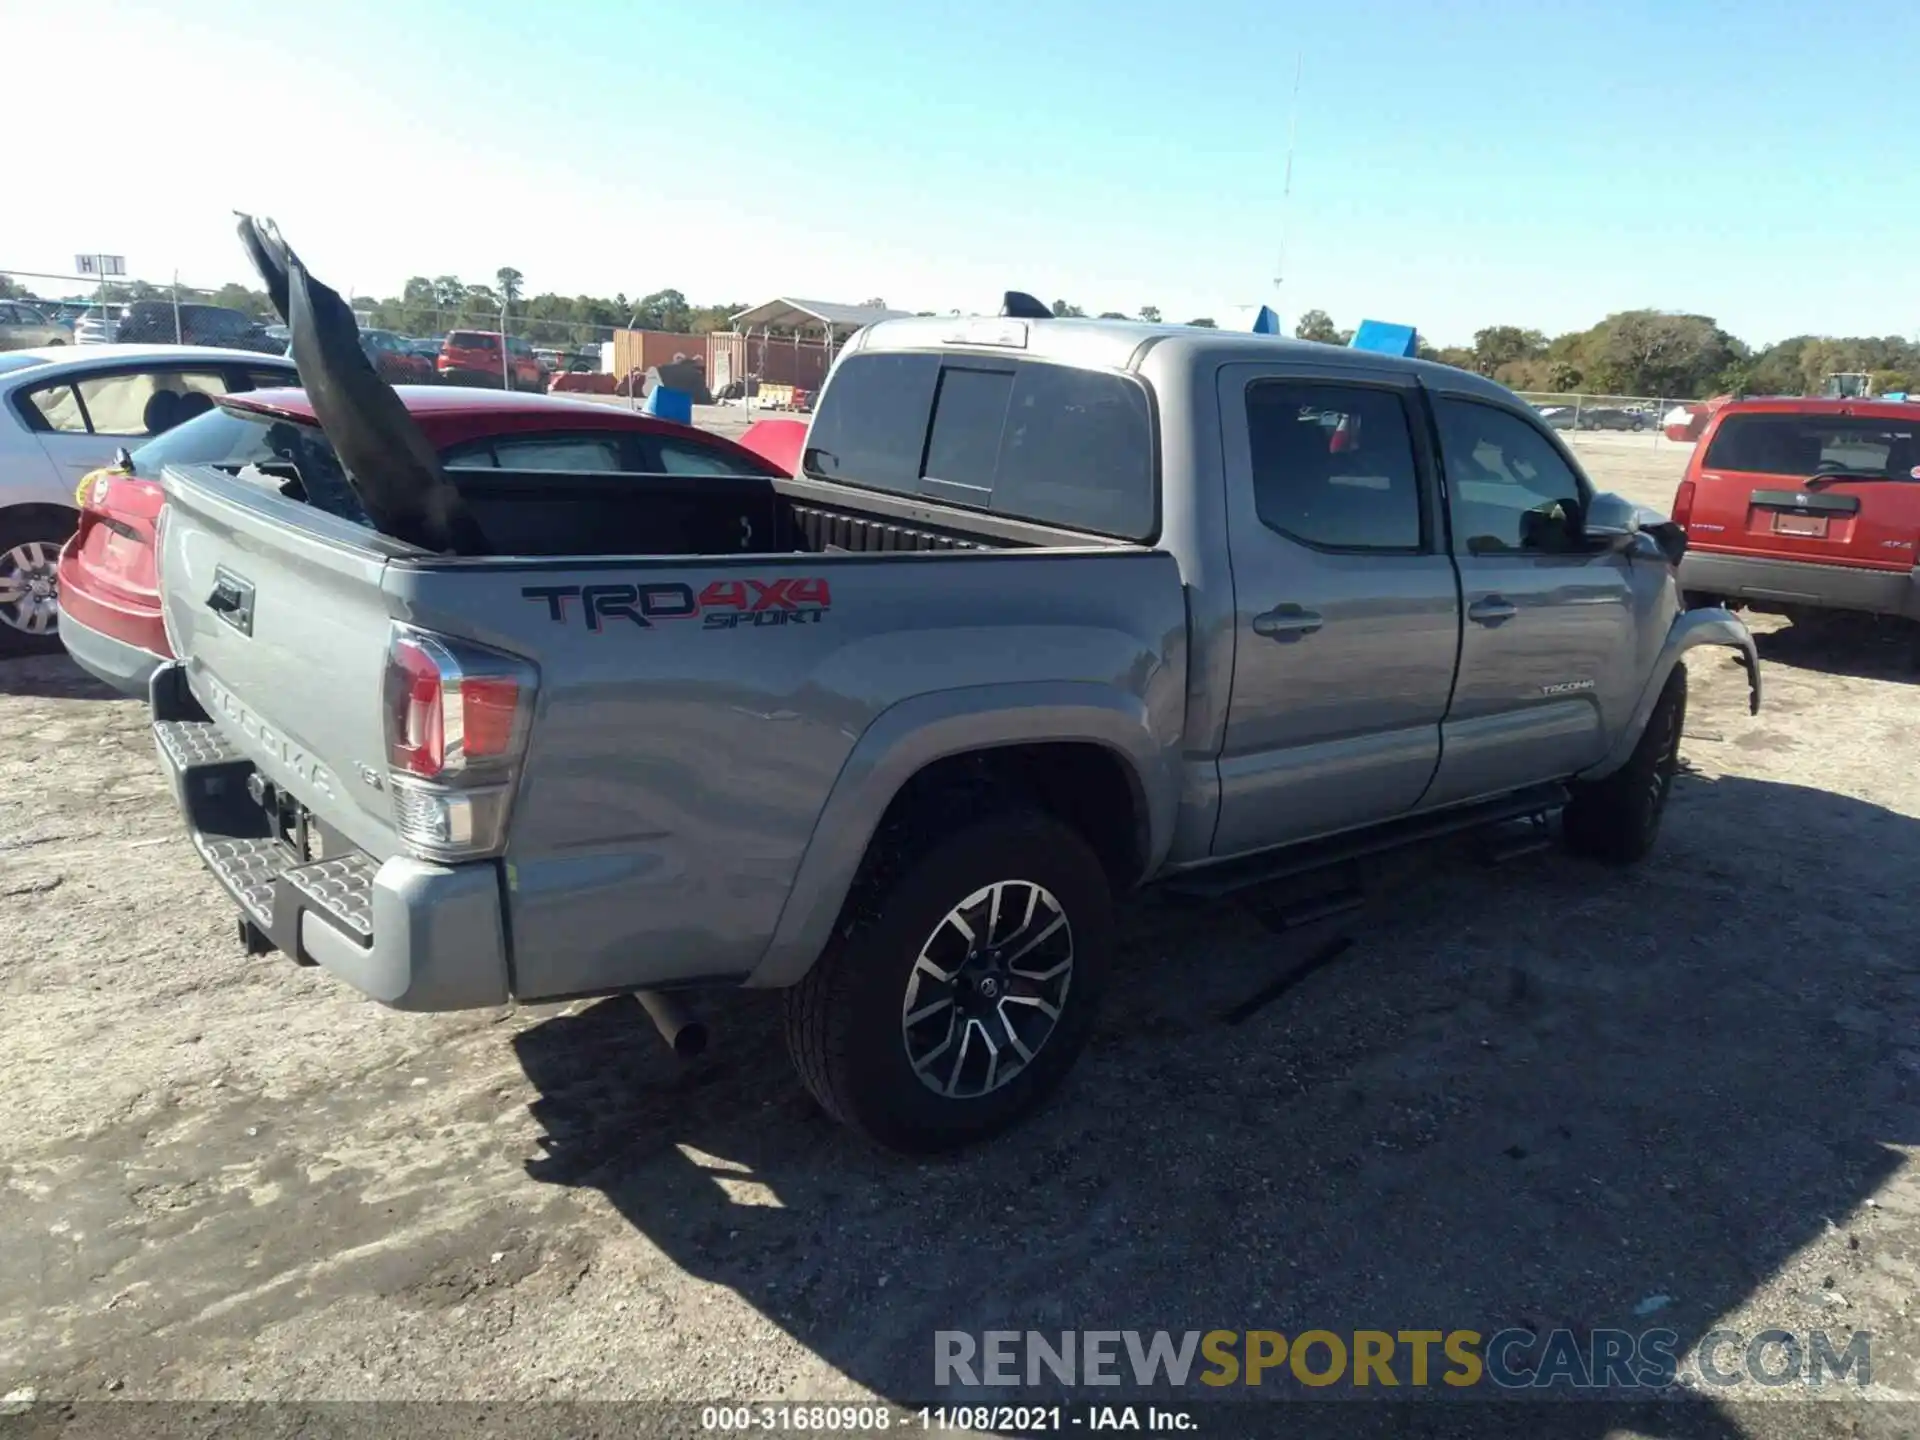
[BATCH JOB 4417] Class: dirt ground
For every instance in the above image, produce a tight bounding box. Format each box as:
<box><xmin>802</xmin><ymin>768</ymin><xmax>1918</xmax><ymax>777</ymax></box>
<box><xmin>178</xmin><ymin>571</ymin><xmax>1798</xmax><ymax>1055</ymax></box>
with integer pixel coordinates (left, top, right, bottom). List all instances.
<box><xmin>5</xmin><ymin>434</ymin><xmax>1920</xmax><ymax>1435</ymax></box>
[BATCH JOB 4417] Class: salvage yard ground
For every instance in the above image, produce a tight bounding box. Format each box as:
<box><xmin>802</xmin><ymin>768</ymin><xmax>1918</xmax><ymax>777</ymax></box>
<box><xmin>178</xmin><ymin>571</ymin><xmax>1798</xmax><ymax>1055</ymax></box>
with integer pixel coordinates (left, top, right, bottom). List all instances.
<box><xmin>4</xmin><ymin>434</ymin><xmax>1920</xmax><ymax>1435</ymax></box>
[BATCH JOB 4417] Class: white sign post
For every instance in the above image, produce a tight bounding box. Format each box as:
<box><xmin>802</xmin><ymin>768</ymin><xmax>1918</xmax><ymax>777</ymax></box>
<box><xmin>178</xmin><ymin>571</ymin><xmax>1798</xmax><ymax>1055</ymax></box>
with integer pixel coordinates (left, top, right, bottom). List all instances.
<box><xmin>74</xmin><ymin>254</ymin><xmax>127</xmax><ymax>336</ymax></box>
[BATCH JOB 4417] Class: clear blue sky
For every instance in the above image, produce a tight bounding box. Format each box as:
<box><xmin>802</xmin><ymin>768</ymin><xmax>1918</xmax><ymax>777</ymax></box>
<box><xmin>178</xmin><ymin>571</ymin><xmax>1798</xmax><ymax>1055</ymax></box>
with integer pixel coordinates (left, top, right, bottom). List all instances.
<box><xmin>10</xmin><ymin>0</ymin><xmax>1917</xmax><ymax>346</ymax></box>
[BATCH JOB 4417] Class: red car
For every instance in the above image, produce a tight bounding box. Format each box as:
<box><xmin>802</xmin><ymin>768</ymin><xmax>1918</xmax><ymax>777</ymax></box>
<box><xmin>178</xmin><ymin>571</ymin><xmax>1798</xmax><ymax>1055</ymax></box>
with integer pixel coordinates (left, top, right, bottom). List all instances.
<box><xmin>735</xmin><ymin>417</ymin><xmax>808</xmax><ymax>477</ymax></box>
<box><xmin>438</xmin><ymin>330</ymin><xmax>543</xmax><ymax>390</ymax></box>
<box><xmin>359</xmin><ymin>328</ymin><xmax>436</xmax><ymax>384</ymax></box>
<box><xmin>1673</xmin><ymin>397</ymin><xmax>1920</xmax><ymax>638</ymax></box>
<box><xmin>56</xmin><ymin>386</ymin><xmax>782</xmax><ymax>696</ymax></box>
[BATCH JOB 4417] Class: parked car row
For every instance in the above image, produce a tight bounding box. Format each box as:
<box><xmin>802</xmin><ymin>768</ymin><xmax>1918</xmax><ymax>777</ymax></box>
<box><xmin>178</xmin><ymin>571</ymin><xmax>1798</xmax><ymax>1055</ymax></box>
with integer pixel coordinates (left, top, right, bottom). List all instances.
<box><xmin>1535</xmin><ymin>403</ymin><xmax>1655</xmax><ymax>432</ymax></box>
<box><xmin>64</xmin><ymin>301</ymin><xmax>285</xmax><ymax>354</ymax></box>
<box><xmin>14</xmin><ymin>298</ymin><xmax>604</xmax><ymax>393</ymax></box>
<box><xmin>0</xmin><ymin>335</ymin><xmax>784</xmax><ymax>657</ymax></box>
<box><xmin>0</xmin><ymin>302</ymin><xmax>73</xmax><ymax>350</ymax></box>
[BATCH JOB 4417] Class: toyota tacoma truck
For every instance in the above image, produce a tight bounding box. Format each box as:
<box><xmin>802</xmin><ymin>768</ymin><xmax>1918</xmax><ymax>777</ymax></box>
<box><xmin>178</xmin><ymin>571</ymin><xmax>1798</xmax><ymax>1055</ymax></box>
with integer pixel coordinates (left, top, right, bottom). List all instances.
<box><xmin>145</xmin><ymin>220</ymin><xmax>1761</xmax><ymax>1151</ymax></box>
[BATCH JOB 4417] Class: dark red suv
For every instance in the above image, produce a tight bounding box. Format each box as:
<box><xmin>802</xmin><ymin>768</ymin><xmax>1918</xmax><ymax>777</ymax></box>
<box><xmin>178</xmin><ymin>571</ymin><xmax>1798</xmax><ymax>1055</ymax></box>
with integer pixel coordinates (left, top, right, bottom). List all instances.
<box><xmin>437</xmin><ymin>330</ymin><xmax>543</xmax><ymax>390</ymax></box>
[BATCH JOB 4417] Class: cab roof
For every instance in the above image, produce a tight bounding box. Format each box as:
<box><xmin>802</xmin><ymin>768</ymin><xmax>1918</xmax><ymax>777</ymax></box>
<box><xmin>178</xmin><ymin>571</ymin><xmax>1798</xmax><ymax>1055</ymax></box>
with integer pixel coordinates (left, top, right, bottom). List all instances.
<box><xmin>849</xmin><ymin>314</ymin><xmax>1516</xmax><ymax>400</ymax></box>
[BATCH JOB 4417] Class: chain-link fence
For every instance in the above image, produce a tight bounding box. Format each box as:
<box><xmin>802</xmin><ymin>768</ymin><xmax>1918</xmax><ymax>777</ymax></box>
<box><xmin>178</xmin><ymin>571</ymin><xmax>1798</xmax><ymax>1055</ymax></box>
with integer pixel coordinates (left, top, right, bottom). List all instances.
<box><xmin>0</xmin><ymin>267</ymin><xmax>291</xmax><ymax>352</ymax></box>
<box><xmin>1512</xmin><ymin>391</ymin><xmax>1707</xmax><ymax>446</ymax></box>
<box><xmin>0</xmin><ymin>267</ymin><xmax>842</xmax><ymax>414</ymax></box>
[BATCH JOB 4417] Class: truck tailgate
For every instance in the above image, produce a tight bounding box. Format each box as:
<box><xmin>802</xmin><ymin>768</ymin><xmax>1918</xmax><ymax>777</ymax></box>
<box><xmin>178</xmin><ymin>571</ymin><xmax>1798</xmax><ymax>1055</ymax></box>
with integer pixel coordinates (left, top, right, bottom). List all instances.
<box><xmin>157</xmin><ymin>463</ymin><xmax>415</xmax><ymax>861</ymax></box>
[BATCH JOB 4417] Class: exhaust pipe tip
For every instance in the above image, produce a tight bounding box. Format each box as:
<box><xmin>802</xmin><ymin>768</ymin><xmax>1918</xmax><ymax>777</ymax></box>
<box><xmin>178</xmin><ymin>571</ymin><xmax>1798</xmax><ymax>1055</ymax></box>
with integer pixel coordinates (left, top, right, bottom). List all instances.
<box><xmin>671</xmin><ymin>1020</ymin><xmax>709</xmax><ymax>1060</ymax></box>
<box><xmin>635</xmin><ymin>989</ymin><xmax>708</xmax><ymax>1060</ymax></box>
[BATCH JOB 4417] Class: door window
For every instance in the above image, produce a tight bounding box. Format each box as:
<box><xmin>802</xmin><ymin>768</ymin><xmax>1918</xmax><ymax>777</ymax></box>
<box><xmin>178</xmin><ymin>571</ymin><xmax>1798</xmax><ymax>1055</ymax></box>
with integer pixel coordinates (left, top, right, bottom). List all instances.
<box><xmin>652</xmin><ymin>438</ymin><xmax>771</xmax><ymax>476</ymax></box>
<box><xmin>1244</xmin><ymin>381</ymin><xmax>1424</xmax><ymax>550</ymax></box>
<box><xmin>802</xmin><ymin>351</ymin><xmax>940</xmax><ymax>494</ymax></box>
<box><xmin>25</xmin><ymin>382</ymin><xmax>87</xmax><ymax>432</ymax></box>
<box><xmin>1433</xmin><ymin>398</ymin><xmax>1589</xmax><ymax>554</ymax></box>
<box><xmin>448</xmin><ymin>434</ymin><xmax>626</xmax><ymax>471</ymax></box>
<box><xmin>23</xmin><ymin>368</ymin><xmax>231</xmax><ymax>436</ymax></box>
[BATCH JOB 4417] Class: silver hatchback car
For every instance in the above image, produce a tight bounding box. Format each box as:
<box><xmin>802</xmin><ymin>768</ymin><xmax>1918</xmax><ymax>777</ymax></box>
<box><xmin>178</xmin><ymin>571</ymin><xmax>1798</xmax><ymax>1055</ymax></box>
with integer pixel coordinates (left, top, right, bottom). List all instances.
<box><xmin>0</xmin><ymin>345</ymin><xmax>296</xmax><ymax>653</ymax></box>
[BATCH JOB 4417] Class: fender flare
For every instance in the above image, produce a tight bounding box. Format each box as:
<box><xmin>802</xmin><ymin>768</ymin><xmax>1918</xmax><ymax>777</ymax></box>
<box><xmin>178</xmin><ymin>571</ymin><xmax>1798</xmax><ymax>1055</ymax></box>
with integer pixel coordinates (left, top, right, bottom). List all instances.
<box><xmin>744</xmin><ymin>681</ymin><xmax>1179</xmax><ymax>988</ymax></box>
<box><xmin>1579</xmin><ymin>606</ymin><xmax>1760</xmax><ymax>782</ymax></box>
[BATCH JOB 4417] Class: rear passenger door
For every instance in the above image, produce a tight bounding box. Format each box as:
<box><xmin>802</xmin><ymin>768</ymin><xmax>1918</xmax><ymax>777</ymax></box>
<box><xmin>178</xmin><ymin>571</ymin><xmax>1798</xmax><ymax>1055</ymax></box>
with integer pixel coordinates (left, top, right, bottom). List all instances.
<box><xmin>1211</xmin><ymin>367</ymin><xmax>1461</xmax><ymax>857</ymax></box>
<box><xmin>1420</xmin><ymin>394</ymin><xmax>1637</xmax><ymax>808</ymax></box>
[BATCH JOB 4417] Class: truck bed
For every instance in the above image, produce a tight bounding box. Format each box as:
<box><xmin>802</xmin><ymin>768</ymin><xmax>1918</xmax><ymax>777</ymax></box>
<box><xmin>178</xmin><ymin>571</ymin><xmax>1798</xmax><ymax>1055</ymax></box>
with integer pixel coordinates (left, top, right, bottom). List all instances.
<box><xmin>155</xmin><ymin>459</ymin><xmax>1185</xmax><ymax>1005</ymax></box>
<box><xmin>271</xmin><ymin>464</ymin><xmax>1141</xmax><ymax>560</ymax></box>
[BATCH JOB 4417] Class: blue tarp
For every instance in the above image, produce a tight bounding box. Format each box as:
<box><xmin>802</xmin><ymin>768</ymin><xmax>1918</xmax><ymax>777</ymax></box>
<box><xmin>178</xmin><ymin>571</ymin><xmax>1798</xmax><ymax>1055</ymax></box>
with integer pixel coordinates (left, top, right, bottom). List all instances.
<box><xmin>643</xmin><ymin>386</ymin><xmax>693</xmax><ymax>424</ymax></box>
<box><xmin>1349</xmin><ymin>320</ymin><xmax>1419</xmax><ymax>357</ymax></box>
<box><xmin>1221</xmin><ymin>305</ymin><xmax>1286</xmax><ymax>334</ymax></box>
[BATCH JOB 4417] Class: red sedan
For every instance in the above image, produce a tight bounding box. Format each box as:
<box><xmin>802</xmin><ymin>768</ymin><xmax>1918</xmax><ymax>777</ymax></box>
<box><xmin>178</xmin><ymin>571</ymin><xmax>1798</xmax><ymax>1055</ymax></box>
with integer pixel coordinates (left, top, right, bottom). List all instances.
<box><xmin>57</xmin><ymin>386</ymin><xmax>784</xmax><ymax>696</ymax></box>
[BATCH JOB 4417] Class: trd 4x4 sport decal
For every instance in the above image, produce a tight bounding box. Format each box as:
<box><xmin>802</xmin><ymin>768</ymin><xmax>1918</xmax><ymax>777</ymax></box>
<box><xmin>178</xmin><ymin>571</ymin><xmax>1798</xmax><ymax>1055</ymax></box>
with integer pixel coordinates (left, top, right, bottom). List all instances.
<box><xmin>522</xmin><ymin>577</ymin><xmax>832</xmax><ymax>632</ymax></box>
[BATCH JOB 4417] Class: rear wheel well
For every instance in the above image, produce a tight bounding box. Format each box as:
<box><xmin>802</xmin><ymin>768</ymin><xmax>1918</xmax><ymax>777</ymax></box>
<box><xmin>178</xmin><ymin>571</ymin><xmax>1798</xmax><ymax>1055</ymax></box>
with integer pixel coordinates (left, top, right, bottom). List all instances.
<box><xmin>856</xmin><ymin>742</ymin><xmax>1149</xmax><ymax>902</ymax></box>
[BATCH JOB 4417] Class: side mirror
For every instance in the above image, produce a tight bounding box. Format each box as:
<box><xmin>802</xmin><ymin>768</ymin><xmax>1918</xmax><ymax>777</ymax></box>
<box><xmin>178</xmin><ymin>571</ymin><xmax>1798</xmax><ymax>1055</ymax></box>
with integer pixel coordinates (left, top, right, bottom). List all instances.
<box><xmin>1581</xmin><ymin>491</ymin><xmax>1641</xmax><ymax>550</ymax></box>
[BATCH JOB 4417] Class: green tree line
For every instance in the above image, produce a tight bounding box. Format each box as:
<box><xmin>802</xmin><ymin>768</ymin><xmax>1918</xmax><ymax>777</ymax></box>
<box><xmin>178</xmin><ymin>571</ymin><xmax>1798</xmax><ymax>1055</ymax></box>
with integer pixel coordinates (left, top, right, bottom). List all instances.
<box><xmin>356</xmin><ymin>277</ymin><xmax>746</xmax><ymax>344</ymax></box>
<box><xmin>6</xmin><ymin>269</ymin><xmax>1909</xmax><ymax>396</ymax></box>
<box><xmin>1295</xmin><ymin>309</ymin><xmax>1917</xmax><ymax>400</ymax></box>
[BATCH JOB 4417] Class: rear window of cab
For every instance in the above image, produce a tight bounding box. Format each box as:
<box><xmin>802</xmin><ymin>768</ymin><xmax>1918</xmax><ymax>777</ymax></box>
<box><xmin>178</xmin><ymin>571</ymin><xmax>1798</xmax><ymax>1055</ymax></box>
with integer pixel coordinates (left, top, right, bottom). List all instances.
<box><xmin>445</xmin><ymin>331</ymin><xmax>499</xmax><ymax>350</ymax></box>
<box><xmin>802</xmin><ymin>351</ymin><xmax>1156</xmax><ymax>540</ymax></box>
<box><xmin>1703</xmin><ymin>413</ymin><xmax>1919</xmax><ymax>480</ymax></box>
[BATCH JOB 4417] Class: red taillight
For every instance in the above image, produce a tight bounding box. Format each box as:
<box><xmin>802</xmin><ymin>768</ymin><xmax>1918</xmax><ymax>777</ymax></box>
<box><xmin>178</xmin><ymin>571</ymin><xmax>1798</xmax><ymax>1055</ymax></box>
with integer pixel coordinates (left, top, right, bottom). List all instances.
<box><xmin>381</xmin><ymin>627</ymin><xmax>538</xmax><ymax>861</ymax></box>
<box><xmin>388</xmin><ymin>637</ymin><xmax>446</xmax><ymax>776</ymax></box>
<box><xmin>460</xmin><ymin>676</ymin><xmax>522</xmax><ymax>758</ymax></box>
<box><xmin>1671</xmin><ymin>479</ymin><xmax>1696</xmax><ymax>531</ymax></box>
<box><xmin>384</xmin><ymin>631</ymin><xmax>533</xmax><ymax>779</ymax></box>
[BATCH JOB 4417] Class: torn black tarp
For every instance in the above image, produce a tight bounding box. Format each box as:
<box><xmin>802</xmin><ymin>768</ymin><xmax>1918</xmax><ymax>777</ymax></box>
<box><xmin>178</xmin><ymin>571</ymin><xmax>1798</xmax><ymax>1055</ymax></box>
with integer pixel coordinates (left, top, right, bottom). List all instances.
<box><xmin>234</xmin><ymin>214</ymin><xmax>486</xmax><ymax>555</ymax></box>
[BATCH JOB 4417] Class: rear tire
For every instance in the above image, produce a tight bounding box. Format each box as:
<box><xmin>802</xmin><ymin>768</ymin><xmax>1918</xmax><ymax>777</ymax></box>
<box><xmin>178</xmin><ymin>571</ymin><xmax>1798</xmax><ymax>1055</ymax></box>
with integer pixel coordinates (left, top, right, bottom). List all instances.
<box><xmin>0</xmin><ymin>509</ymin><xmax>75</xmax><ymax>657</ymax></box>
<box><xmin>782</xmin><ymin>808</ymin><xmax>1112</xmax><ymax>1153</ymax></box>
<box><xmin>1563</xmin><ymin>664</ymin><xmax>1687</xmax><ymax>864</ymax></box>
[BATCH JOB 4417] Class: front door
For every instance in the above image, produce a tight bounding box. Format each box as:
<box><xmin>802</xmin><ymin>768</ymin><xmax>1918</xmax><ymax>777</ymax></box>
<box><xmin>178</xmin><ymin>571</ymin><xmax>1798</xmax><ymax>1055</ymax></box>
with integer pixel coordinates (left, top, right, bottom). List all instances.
<box><xmin>1212</xmin><ymin>366</ymin><xmax>1461</xmax><ymax>857</ymax></box>
<box><xmin>1420</xmin><ymin>393</ymin><xmax>1639</xmax><ymax>809</ymax></box>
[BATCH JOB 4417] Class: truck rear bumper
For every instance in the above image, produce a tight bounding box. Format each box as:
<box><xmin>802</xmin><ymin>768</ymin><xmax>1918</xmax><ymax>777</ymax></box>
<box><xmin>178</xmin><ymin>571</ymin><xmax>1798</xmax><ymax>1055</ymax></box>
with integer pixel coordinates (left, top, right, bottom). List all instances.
<box><xmin>152</xmin><ymin>667</ymin><xmax>510</xmax><ymax>1012</ymax></box>
<box><xmin>1678</xmin><ymin>549</ymin><xmax>1919</xmax><ymax>619</ymax></box>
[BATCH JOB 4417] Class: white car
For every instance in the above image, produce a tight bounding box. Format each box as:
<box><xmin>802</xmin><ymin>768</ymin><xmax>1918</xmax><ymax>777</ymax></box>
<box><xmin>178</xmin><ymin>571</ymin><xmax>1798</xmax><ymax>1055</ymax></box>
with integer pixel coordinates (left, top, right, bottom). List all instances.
<box><xmin>71</xmin><ymin>308</ymin><xmax>120</xmax><ymax>345</ymax></box>
<box><xmin>0</xmin><ymin>344</ymin><xmax>297</xmax><ymax>654</ymax></box>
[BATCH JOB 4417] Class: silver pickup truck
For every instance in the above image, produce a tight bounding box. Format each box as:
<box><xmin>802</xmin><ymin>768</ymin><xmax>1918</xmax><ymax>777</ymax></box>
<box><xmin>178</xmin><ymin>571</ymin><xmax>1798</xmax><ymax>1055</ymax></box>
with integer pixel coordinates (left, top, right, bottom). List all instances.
<box><xmin>147</xmin><ymin>222</ymin><xmax>1760</xmax><ymax>1151</ymax></box>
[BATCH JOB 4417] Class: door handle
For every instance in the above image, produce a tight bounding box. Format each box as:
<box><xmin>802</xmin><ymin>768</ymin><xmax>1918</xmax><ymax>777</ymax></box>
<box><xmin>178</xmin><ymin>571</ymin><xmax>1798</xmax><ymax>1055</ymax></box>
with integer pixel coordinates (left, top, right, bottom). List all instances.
<box><xmin>1468</xmin><ymin>596</ymin><xmax>1518</xmax><ymax>626</ymax></box>
<box><xmin>206</xmin><ymin>567</ymin><xmax>255</xmax><ymax>636</ymax></box>
<box><xmin>1253</xmin><ymin>604</ymin><xmax>1324</xmax><ymax>641</ymax></box>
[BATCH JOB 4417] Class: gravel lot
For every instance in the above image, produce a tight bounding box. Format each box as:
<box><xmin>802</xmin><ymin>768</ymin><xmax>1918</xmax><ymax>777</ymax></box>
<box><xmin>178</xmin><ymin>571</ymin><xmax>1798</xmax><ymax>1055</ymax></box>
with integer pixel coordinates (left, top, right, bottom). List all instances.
<box><xmin>4</xmin><ymin>432</ymin><xmax>1920</xmax><ymax>1434</ymax></box>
